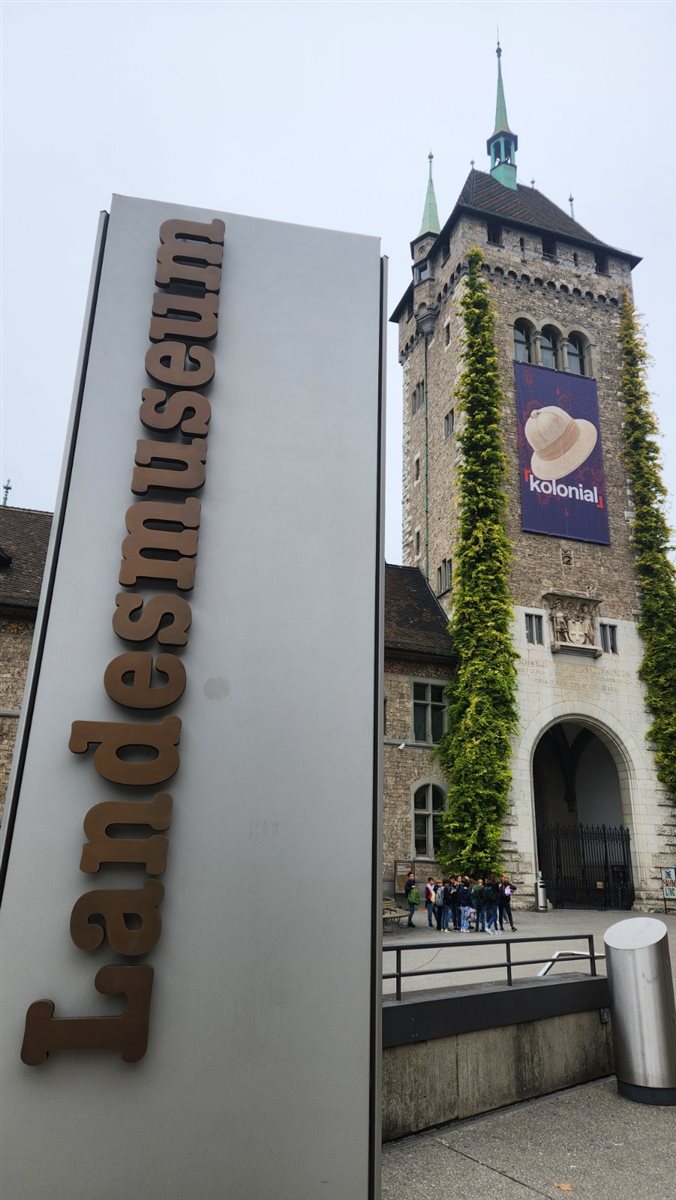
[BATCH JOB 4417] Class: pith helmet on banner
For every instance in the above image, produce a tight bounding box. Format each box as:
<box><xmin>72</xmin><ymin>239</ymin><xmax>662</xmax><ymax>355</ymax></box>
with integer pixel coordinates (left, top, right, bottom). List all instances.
<box><xmin>524</xmin><ymin>405</ymin><xmax>597</xmax><ymax>481</ymax></box>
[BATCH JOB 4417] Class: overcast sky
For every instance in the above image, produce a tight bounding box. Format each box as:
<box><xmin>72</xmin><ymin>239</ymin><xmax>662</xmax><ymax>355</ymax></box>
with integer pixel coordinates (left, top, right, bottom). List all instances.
<box><xmin>2</xmin><ymin>0</ymin><xmax>674</xmax><ymax>562</ymax></box>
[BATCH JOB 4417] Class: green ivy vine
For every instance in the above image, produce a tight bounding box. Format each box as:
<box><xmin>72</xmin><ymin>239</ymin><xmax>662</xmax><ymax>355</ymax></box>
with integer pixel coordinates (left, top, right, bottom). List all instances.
<box><xmin>436</xmin><ymin>248</ymin><xmax>518</xmax><ymax>876</ymax></box>
<box><xmin>619</xmin><ymin>293</ymin><xmax>676</xmax><ymax>801</ymax></box>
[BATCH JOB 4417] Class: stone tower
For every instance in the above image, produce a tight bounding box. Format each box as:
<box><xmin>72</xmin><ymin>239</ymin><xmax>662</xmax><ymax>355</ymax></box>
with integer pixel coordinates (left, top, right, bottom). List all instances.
<box><xmin>391</xmin><ymin>45</ymin><xmax>674</xmax><ymax>908</ymax></box>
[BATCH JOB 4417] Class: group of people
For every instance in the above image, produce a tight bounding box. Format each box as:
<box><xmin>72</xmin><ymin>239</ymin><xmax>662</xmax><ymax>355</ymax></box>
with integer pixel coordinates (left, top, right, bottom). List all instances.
<box><xmin>403</xmin><ymin>872</ymin><xmax>517</xmax><ymax>934</ymax></box>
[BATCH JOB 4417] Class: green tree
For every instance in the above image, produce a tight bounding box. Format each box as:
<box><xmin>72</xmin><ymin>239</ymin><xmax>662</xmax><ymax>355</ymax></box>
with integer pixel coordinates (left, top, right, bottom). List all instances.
<box><xmin>437</xmin><ymin>248</ymin><xmax>518</xmax><ymax>875</ymax></box>
<box><xmin>619</xmin><ymin>293</ymin><xmax>676</xmax><ymax>800</ymax></box>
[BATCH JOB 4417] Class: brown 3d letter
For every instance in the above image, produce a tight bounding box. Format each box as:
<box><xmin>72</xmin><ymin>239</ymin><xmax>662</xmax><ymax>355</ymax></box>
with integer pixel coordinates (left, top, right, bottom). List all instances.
<box><xmin>145</xmin><ymin>341</ymin><xmax>214</xmax><ymax>389</ymax></box>
<box><xmin>113</xmin><ymin>593</ymin><xmax>192</xmax><ymax>646</ymax></box>
<box><xmin>80</xmin><ymin>792</ymin><xmax>172</xmax><ymax>874</ymax></box>
<box><xmin>155</xmin><ymin>218</ymin><xmax>224</xmax><ymax>292</ymax></box>
<box><xmin>131</xmin><ymin>439</ymin><xmax>207</xmax><ymax>495</ymax></box>
<box><xmin>71</xmin><ymin>880</ymin><xmax>165</xmax><ymax>955</ymax></box>
<box><xmin>104</xmin><ymin>651</ymin><xmax>186</xmax><ymax>709</ymax></box>
<box><xmin>149</xmin><ymin>293</ymin><xmax>219</xmax><ymax>343</ymax></box>
<box><xmin>69</xmin><ymin>717</ymin><xmax>181</xmax><ymax>785</ymax></box>
<box><xmin>139</xmin><ymin>388</ymin><xmax>211</xmax><ymax>438</ymax></box>
<box><xmin>21</xmin><ymin>965</ymin><xmax>154</xmax><ymax>1065</ymax></box>
<box><xmin>119</xmin><ymin>498</ymin><xmax>200</xmax><ymax>591</ymax></box>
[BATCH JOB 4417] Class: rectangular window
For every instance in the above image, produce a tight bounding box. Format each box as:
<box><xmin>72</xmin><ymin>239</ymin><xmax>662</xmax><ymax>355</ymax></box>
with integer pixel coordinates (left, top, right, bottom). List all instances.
<box><xmin>594</xmin><ymin>251</ymin><xmax>609</xmax><ymax>275</ymax></box>
<box><xmin>487</xmin><ymin>220</ymin><xmax>502</xmax><ymax>246</ymax></box>
<box><xmin>411</xmin><ymin>382</ymin><xmax>424</xmax><ymax>415</ymax></box>
<box><xmin>542</xmin><ymin>235</ymin><xmax>557</xmax><ymax>259</ymax></box>
<box><xmin>415</xmin><ymin>529</ymin><xmax>421</xmax><ymax>559</ymax></box>
<box><xmin>600</xmin><ymin>623</ymin><xmax>618</xmax><ymax>653</ymax></box>
<box><xmin>444</xmin><ymin>323</ymin><xmax>450</xmax><ymax>346</ymax></box>
<box><xmin>412</xmin><ymin>682</ymin><xmax>446</xmax><ymax>744</ymax></box>
<box><xmin>525</xmin><ymin>613</ymin><xmax>544</xmax><ymax>645</ymax></box>
<box><xmin>444</xmin><ymin>409</ymin><xmax>454</xmax><ymax>439</ymax></box>
<box><xmin>437</xmin><ymin>558</ymin><xmax>452</xmax><ymax>596</ymax></box>
<box><xmin>415</xmin><ymin>261</ymin><xmax>430</xmax><ymax>283</ymax></box>
<box><xmin>414</xmin><ymin>455</ymin><xmax>420</xmax><ymax>482</ymax></box>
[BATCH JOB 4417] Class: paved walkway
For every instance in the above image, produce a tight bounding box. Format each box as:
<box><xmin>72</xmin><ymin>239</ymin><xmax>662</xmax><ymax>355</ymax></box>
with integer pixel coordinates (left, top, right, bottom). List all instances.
<box><xmin>383</xmin><ymin>905</ymin><xmax>676</xmax><ymax>997</ymax></box>
<box><xmin>382</xmin><ymin>1077</ymin><xmax>676</xmax><ymax>1200</ymax></box>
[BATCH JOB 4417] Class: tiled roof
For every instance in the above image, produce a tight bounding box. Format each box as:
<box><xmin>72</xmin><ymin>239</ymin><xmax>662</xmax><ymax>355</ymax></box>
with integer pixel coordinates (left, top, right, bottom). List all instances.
<box><xmin>455</xmin><ymin>170</ymin><xmax>638</xmax><ymax>259</ymax></box>
<box><xmin>384</xmin><ymin>563</ymin><xmax>454</xmax><ymax>661</ymax></box>
<box><xmin>392</xmin><ymin>168</ymin><xmax>639</xmax><ymax>321</ymax></box>
<box><xmin>0</xmin><ymin>507</ymin><xmax>52</xmax><ymax>611</ymax></box>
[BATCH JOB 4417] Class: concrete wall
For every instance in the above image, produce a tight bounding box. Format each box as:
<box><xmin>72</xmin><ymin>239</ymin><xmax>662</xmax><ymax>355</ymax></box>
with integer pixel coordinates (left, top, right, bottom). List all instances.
<box><xmin>383</xmin><ymin>1008</ymin><xmax>613</xmax><ymax>1140</ymax></box>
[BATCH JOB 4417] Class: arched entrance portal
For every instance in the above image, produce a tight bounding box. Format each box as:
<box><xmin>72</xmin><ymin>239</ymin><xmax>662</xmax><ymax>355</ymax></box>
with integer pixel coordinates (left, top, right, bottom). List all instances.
<box><xmin>533</xmin><ymin>721</ymin><xmax>634</xmax><ymax>909</ymax></box>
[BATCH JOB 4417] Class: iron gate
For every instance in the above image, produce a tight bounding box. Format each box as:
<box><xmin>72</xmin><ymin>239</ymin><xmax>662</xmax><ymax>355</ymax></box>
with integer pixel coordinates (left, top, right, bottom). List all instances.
<box><xmin>538</xmin><ymin>822</ymin><xmax>635</xmax><ymax>910</ymax></box>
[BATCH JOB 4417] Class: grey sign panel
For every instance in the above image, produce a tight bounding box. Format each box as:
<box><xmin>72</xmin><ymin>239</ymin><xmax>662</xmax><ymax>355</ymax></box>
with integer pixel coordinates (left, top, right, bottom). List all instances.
<box><xmin>0</xmin><ymin>196</ymin><xmax>383</xmax><ymax>1199</ymax></box>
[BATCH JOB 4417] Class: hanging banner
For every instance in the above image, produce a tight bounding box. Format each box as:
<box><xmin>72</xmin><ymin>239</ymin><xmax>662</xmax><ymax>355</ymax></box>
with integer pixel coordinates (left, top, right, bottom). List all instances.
<box><xmin>515</xmin><ymin>363</ymin><xmax>610</xmax><ymax>544</ymax></box>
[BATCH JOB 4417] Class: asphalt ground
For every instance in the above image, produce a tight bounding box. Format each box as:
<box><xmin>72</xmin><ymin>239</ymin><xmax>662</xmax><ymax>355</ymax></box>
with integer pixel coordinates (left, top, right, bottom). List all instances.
<box><xmin>381</xmin><ymin>1077</ymin><xmax>676</xmax><ymax>1200</ymax></box>
<box><xmin>382</xmin><ymin>904</ymin><xmax>676</xmax><ymax>997</ymax></box>
<box><xmin>382</xmin><ymin>906</ymin><xmax>676</xmax><ymax>1199</ymax></box>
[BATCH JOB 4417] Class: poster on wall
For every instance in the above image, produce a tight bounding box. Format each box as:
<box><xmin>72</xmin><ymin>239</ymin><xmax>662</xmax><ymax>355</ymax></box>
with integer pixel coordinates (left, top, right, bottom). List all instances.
<box><xmin>515</xmin><ymin>363</ymin><xmax>610</xmax><ymax>545</ymax></box>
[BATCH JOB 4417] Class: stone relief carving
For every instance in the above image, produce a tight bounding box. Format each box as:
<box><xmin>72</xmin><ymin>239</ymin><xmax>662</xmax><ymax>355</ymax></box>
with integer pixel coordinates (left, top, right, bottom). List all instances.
<box><xmin>542</xmin><ymin>592</ymin><xmax>602</xmax><ymax>656</ymax></box>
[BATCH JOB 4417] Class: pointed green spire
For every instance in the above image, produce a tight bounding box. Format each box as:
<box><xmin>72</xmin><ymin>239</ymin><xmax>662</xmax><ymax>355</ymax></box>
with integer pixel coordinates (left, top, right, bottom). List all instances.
<box><xmin>418</xmin><ymin>152</ymin><xmax>440</xmax><ymax>238</ymax></box>
<box><xmin>487</xmin><ymin>41</ymin><xmax>518</xmax><ymax>189</ymax></box>
<box><xmin>493</xmin><ymin>39</ymin><xmax>512</xmax><ymax>135</ymax></box>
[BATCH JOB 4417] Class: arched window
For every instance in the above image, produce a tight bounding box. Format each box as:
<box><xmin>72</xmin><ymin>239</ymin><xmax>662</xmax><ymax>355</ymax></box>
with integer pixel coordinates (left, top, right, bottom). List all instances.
<box><xmin>514</xmin><ymin>319</ymin><xmax>532</xmax><ymax>363</ymax></box>
<box><xmin>413</xmin><ymin>783</ymin><xmax>446</xmax><ymax>858</ymax></box>
<box><xmin>567</xmin><ymin>332</ymin><xmax>587</xmax><ymax>376</ymax></box>
<box><xmin>540</xmin><ymin>325</ymin><xmax>560</xmax><ymax>370</ymax></box>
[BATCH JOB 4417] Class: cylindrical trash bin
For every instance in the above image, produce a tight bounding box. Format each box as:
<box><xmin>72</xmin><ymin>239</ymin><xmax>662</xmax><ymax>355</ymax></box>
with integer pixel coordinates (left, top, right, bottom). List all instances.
<box><xmin>604</xmin><ymin>917</ymin><xmax>676</xmax><ymax>1105</ymax></box>
<box><xmin>536</xmin><ymin>873</ymin><xmax>547</xmax><ymax>912</ymax></box>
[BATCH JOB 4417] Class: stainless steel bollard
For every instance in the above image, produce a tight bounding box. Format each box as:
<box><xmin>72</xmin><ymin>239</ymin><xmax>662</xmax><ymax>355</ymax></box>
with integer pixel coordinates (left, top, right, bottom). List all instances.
<box><xmin>536</xmin><ymin>873</ymin><xmax>548</xmax><ymax>912</ymax></box>
<box><xmin>604</xmin><ymin>917</ymin><xmax>676</xmax><ymax>1105</ymax></box>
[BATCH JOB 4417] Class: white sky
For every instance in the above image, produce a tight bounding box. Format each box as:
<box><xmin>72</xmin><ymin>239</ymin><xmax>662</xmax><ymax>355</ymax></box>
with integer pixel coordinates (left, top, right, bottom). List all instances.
<box><xmin>1</xmin><ymin>0</ymin><xmax>674</xmax><ymax>563</ymax></box>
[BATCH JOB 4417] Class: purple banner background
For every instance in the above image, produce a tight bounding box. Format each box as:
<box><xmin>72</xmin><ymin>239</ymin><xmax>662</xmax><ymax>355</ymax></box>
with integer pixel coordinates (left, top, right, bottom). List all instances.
<box><xmin>515</xmin><ymin>363</ymin><xmax>610</xmax><ymax>545</ymax></box>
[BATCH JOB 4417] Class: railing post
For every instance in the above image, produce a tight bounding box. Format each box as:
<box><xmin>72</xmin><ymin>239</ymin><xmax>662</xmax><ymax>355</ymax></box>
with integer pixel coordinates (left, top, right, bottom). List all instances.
<box><xmin>396</xmin><ymin>948</ymin><xmax>402</xmax><ymax>1001</ymax></box>
<box><xmin>589</xmin><ymin>935</ymin><xmax>597</xmax><ymax>976</ymax></box>
<box><xmin>505</xmin><ymin>939</ymin><xmax>513</xmax><ymax>986</ymax></box>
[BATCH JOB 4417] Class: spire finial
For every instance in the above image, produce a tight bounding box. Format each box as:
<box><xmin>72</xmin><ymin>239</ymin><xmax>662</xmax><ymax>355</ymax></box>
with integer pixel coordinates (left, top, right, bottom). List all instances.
<box><xmin>569</xmin><ymin>193</ymin><xmax>575</xmax><ymax>219</ymax></box>
<box><xmin>2</xmin><ymin>480</ymin><xmax>11</xmax><ymax>507</ymax></box>
<box><xmin>417</xmin><ymin>151</ymin><xmax>440</xmax><ymax>239</ymax></box>
<box><xmin>487</xmin><ymin>40</ymin><xmax>518</xmax><ymax>189</ymax></box>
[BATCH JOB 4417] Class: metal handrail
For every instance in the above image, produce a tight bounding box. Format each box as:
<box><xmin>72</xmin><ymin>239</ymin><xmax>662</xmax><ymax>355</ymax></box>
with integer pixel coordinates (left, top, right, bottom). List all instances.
<box><xmin>383</xmin><ymin>933</ymin><xmax>601</xmax><ymax>1001</ymax></box>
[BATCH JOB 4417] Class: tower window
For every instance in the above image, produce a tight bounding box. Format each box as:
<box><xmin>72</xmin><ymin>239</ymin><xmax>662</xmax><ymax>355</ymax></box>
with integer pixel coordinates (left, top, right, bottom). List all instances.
<box><xmin>444</xmin><ymin>323</ymin><xmax>450</xmax><ymax>346</ymax></box>
<box><xmin>415</xmin><ymin>529</ymin><xmax>421</xmax><ymax>559</ymax></box>
<box><xmin>414</xmin><ymin>455</ymin><xmax>420</xmax><ymax>482</ymax></box>
<box><xmin>412</xmin><ymin>382</ymin><xmax>424</xmax><ymax>414</ymax></box>
<box><xmin>567</xmin><ymin>332</ymin><xmax>587</xmax><ymax>376</ymax></box>
<box><xmin>594</xmin><ymin>252</ymin><xmax>609</xmax><ymax>275</ymax></box>
<box><xmin>415</xmin><ymin>261</ymin><xmax>430</xmax><ymax>283</ymax></box>
<box><xmin>600</xmin><ymin>623</ymin><xmax>618</xmax><ymax>654</ymax></box>
<box><xmin>525</xmin><ymin>613</ymin><xmax>544</xmax><ymax>645</ymax></box>
<box><xmin>513</xmin><ymin>320</ymin><xmax>532</xmax><ymax>363</ymax></box>
<box><xmin>487</xmin><ymin>220</ymin><xmax>503</xmax><ymax>246</ymax></box>
<box><xmin>436</xmin><ymin>558</ymin><xmax>452</xmax><ymax>596</ymax></box>
<box><xmin>542</xmin><ymin>235</ymin><xmax>557</xmax><ymax>259</ymax></box>
<box><xmin>540</xmin><ymin>325</ymin><xmax>560</xmax><ymax>370</ymax></box>
<box><xmin>520</xmin><ymin>237</ymin><xmax>526</xmax><ymax>254</ymax></box>
<box><xmin>573</xmin><ymin>252</ymin><xmax>579</xmax><ymax>267</ymax></box>
<box><xmin>444</xmin><ymin>409</ymin><xmax>455</xmax><ymax>439</ymax></box>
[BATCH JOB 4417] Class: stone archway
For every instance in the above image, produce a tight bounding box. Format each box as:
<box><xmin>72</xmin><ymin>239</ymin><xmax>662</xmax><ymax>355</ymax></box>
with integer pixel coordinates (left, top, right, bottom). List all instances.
<box><xmin>532</xmin><ymin>719</ymin><xmax>634</xmax><ymax>909</ymax></box>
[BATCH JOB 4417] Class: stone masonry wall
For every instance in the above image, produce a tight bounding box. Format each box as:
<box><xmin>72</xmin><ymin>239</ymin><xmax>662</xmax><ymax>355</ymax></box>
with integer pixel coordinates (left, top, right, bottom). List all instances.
<box><xmin>383</xmin><ymin>655</ymin><xmax>450</xmax><ymax>887</ymax></box>
<box><xmin>0</xmin><ymin>612</ymin><xmax>35</xmax><ymax>822</ymax></box>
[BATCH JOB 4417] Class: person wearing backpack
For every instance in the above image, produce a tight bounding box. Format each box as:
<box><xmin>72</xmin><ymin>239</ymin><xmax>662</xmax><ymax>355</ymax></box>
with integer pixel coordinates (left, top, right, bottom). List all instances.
<box><xmin>424</xmin><ymin>877</ymin><xmax>435</xmax><ymax>928</ymax></box>
<box><xmin>483</xmin><ymin>875</ymin><xmax>500</xmax><ymax>935</ymax></box>
<box><xmin>404</xmin><ymin>871</ymin><xmax>419</xmax><ymax>927</ymax></box>
<box><xmin>433</xmin><ymin>879</ymin><xmax>445</xmax><ymax>931</ymax></box>
<box><xmin>499</xmin><ymin>875</ymin><xmax>518</xmax><ymax>932</ymax></box>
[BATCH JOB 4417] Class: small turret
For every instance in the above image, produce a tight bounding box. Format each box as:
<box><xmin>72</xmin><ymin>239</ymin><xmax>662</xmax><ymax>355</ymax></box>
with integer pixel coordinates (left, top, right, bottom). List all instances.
<box><xmin>487</xmin><ymin>41</ymin><xmax>518</xmax><ymax>190</ymax></box>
